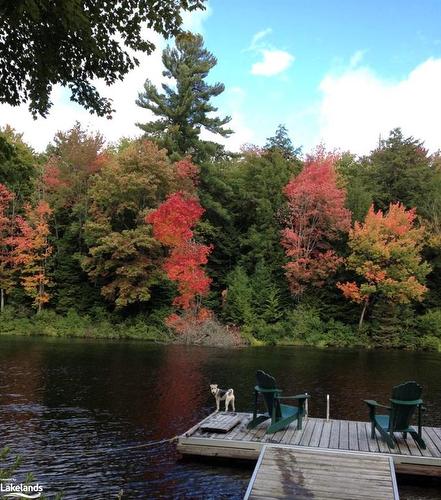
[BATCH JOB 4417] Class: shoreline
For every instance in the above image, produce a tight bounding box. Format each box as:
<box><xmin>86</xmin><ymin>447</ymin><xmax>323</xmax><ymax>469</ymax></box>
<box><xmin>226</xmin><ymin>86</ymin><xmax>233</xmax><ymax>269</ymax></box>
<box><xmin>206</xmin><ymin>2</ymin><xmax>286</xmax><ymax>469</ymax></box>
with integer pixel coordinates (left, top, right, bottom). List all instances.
<box><xmin>0</xmin><ymin>315</ymin><xmax>440</xmax><ymax>352</ymax></box>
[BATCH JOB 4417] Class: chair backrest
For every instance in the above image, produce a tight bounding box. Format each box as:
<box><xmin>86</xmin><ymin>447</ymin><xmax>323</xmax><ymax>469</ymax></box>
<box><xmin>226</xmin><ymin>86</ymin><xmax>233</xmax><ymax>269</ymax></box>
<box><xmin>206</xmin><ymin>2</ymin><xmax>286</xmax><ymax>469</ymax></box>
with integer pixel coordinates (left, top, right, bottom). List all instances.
<box><xmin>389</xmin><ymin>381</ymin><xmax>423</xmax><ymax>431</ymax></box>
<box><xmin>256</xmin><ymin>370</ymin><xmax>281</xmax><ymax>419</ymax></box>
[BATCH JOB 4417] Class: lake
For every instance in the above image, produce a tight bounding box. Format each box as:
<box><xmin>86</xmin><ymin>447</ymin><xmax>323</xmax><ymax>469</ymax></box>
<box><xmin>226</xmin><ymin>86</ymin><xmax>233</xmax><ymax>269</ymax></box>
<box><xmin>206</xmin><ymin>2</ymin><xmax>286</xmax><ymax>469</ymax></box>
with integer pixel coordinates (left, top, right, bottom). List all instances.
<box><xmin>0</xmin><ymin>336</ymin><xmax>440</xmax><ymax>499</ymax></box>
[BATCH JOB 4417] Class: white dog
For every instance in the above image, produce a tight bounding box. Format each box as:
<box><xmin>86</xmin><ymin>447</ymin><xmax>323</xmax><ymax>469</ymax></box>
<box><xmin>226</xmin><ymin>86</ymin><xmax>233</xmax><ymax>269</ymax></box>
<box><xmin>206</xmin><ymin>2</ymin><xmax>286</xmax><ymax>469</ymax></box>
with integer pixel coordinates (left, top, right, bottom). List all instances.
<box><xmin>210</xmin><ymin>384</ymin><xmax>235</xmax><ymax>412</ymax></box>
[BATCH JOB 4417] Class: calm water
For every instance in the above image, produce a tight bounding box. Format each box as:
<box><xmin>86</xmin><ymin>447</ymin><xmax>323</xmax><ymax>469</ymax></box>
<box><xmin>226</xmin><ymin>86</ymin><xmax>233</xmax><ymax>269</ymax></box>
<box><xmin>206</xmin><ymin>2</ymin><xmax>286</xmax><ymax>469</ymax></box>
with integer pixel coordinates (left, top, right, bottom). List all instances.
<box><xmin>0</xmin><ymin>336</ymin><xmax>440</xmax><ymax>499</ymax></box>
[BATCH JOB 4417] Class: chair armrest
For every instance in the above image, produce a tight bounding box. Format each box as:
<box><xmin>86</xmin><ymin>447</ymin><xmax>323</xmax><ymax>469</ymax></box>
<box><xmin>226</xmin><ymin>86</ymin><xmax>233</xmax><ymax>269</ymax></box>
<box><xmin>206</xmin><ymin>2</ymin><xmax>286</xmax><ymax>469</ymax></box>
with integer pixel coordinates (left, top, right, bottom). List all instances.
<box><xmin>276</xmin><ymin>394</ymin><xmax>310</xmax><ymax>400</ymax></box>
<box><xmin>363</xmin><ymin>399</ymin><xmax>391</xmax><ymax>410</ymax></box>
<box><xmin>390</xmin><ymin>398</ymin><xmax>423</xmax><ymax>406</ymax></box>
<box><xmin>255</xmin><ymin>385</ymin><xmax>282</xmax><ymax>394</ymax></box>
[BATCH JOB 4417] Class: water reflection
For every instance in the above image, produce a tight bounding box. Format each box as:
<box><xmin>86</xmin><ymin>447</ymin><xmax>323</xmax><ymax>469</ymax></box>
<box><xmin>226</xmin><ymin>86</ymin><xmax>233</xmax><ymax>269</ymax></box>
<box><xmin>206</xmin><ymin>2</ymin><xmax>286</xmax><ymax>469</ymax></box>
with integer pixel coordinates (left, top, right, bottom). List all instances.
<box><xmin>0</xmin><ymin>337</ymin><xmax>440</xmax><ymax>498</ymax></box>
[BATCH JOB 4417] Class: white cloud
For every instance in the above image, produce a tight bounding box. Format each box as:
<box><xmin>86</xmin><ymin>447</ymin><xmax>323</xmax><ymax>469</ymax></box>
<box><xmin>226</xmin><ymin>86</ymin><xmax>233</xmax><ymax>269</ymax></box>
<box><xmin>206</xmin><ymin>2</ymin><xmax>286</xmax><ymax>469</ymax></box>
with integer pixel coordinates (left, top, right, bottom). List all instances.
<box><xmin>0</xmin><ymin>2</ymin><xmax>223</xmax><ymax>155</ymax></box>
<box><xmin>316</xmin><ymin>57</ymin><xmax>441</xmax><ymax>154</ymax></box>
<box><xmin>0</xmin><ymin>0</ymin><xmax>214</xmax><ymax>153</ymax></box>
<box><xmin>181</xmin><ymin>2</ymin><xmax>212</xmax><ymax>33</ymax></box>
<box><xmin>248</xmin><ymin>28</ymin><xmax>272</xmax><ymax>51</ymax></box>
<box><xmin>0</xmin><ymin>30</ymin><xmax>169</xmax><ymax>151</ymax></box>
<box><xmin>251</xmin><ymin>49</ymin><xmax>294</xmax><ymax>76</ymax></box>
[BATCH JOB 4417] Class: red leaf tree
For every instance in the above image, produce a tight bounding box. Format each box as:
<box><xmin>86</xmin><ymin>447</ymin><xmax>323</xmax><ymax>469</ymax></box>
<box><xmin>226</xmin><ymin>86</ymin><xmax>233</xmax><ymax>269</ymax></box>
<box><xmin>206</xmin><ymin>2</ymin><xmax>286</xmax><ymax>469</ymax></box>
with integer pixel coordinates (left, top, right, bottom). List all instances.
<box><xmin>147</xmin><ymin>160</ymin><xmax>213</xmax><ymax>333</ymax></box>
<box><xmin>148</xmin><ymin>192</ymin><xmax>204</xmax><ymax>248</ymax></box>
<box><xmin>163</xmin><ymin>241</ymin><xmax>212</xmax><ymax>310</ymax></box>
<box><xmin>281</xmin><ymin>147</ymin><xmax>351</xmax><ymax>296</ymax></box>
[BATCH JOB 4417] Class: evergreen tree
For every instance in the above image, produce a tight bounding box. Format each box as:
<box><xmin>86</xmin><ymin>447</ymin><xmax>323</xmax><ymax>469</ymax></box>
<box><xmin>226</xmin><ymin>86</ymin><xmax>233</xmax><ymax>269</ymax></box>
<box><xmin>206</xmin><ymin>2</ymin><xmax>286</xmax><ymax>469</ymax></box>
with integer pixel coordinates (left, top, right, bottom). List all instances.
<box><xmin>199</xmin><ymin>151</ymin><xmax>298</xmax><ymax>294</ymax></box>
<box><xmin>265</xmin><ymin>124</ymin><xmax>301</xmax><ymax>160</ymax></box>
<box><xmin>366</xmin><ymin>128</ymin><xmax>434</xmax><ymax>212</ymax></box>
<box><xmin>136</xmin><ymin>32</ymin><xmax>232</xmax><ymax>162</ymax></box>
<box><xmin>251</xmin><ymin>262</ymin><xmax>284</xmax><ymax>324</ymax></box>
<box><xmin>222</xmin><ymin>266</ymin><xmax>254</xmax><ymax>326</ymax></box>
<box><xmin>335</xmin><ymin>153</ymin><xmax>372</xmax><ymax>222</ymax></box>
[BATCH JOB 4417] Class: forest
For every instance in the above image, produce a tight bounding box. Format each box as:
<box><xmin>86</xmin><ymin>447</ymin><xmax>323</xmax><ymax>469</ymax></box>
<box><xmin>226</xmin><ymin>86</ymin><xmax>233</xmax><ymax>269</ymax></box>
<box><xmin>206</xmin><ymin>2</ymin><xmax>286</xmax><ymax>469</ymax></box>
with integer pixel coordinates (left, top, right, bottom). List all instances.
<box><xmin>1</xmin><ymin>32</ymin><xmax>441</xmax><ymax>351</ymax></box>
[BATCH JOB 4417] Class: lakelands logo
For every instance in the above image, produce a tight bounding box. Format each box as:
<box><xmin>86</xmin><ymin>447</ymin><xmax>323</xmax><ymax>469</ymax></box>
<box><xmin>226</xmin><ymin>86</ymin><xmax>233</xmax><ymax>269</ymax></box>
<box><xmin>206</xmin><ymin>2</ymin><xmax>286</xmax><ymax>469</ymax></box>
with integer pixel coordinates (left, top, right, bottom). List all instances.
<box><xmin>0</xmin><ymin>478</ymin><xmax>43</xmax><ymax>498</ymax></box>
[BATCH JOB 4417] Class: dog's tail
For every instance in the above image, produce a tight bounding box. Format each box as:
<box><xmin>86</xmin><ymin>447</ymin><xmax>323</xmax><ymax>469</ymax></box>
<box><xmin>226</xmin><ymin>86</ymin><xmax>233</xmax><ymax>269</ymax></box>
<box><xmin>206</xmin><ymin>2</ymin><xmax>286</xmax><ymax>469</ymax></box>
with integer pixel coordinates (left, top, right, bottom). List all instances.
<box><xmin>227</xmin><ymin>389</ymin><xmax>234</xmax><ymax>396</ymax></box>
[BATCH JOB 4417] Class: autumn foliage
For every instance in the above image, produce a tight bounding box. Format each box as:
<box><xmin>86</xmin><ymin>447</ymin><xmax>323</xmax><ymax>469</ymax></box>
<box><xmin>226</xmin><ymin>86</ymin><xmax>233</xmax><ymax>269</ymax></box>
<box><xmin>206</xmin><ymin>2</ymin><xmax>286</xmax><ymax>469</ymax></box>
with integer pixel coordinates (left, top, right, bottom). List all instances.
<box><xmin>337</xmin><ymin>203</ymin><xmax>430</xmax><ymax>328</ymax></box>
<box><xmin>147</xmin><ymin>192</ymin><xmax>212</xmax><ymax>315</ymax></box>
<box><xmin>163</xmin><ymin>241</ymin><xmax>212</xmax><ymax>309</ymax></box>
<box><xmin>281</xmin><ymin>148</ymin><xmax>351</xmax><ymax>296</ymax></box>
<box><xmin>148</xmin><ymin>192</ymin><xmax>204</xmax><ymax>248</ymax></box>
<box><xmin>174</xmin><ymin>157</ymin><xmax>200</xmax><ymax>191</ymax></box>
<box><xmin>81</xmin><ymin>140</ymin><xmax>177</xmax><ymax>308</ymax></box>
<box><xmin>0</xmin><ymin>183</ymin><xmax>54</xmax><ymax>312</ymax></box>
<box><xmin>13</xmin><ymin>201</ymin><xmax>53</xmax><ymax>311</ymax></box>
<box><xmin>147</xmin><ymin>163</ymin><xmax>213</xmax><ymax>332</ymax></box>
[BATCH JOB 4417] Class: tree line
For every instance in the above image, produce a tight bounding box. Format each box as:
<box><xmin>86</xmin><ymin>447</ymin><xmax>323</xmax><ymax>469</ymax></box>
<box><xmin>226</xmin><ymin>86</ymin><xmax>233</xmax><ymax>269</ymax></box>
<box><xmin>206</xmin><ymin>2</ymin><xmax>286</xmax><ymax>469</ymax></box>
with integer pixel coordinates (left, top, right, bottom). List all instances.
<box><xmin>1</xmin><ymin>32</ymin><xmax>441</xmax><ymax>350</ymax></box>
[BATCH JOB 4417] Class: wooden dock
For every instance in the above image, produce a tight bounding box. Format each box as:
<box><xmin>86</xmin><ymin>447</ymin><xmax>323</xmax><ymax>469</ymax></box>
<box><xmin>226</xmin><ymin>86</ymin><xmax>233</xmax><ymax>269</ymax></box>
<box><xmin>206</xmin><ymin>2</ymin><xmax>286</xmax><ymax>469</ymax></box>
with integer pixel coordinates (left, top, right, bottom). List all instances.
<box><xmin>177</xmin><ymin>412</ymin><xmax>441</xmax><ymax>476</ymax></box>
<box><xmin>244</xmin><ymin>445</ymin><xmax>400</xmax><ymax>500</ymax></box>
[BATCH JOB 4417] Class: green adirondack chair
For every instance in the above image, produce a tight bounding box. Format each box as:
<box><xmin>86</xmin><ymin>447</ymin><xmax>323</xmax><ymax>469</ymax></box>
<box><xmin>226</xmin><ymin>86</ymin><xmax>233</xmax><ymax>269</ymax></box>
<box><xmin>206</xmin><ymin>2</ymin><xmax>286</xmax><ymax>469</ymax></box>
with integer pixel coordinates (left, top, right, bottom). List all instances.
<box><xmin>247</xmin><ymin>370</ymin><xmax>310</xmax><ymax>434</ymax></box>
<box><xmin>364</xmin><ymin>381</ymin><xmax>426</xmax><ymax>449</ymax></box>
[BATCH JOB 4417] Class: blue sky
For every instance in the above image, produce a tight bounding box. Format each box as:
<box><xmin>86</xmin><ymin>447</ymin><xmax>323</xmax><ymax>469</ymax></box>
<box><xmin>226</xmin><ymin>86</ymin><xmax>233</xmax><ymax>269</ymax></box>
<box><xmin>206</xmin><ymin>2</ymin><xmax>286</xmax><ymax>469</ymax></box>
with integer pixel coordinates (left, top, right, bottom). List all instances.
<box><xmin>1</xmin><ymin>0</ymin><xmax>440</xmax><ymax>155</ymax></box>
<box><xmin>200</xmin><ymin>0</ymin><xmax>441</xmax><ymax>152</ymax></box>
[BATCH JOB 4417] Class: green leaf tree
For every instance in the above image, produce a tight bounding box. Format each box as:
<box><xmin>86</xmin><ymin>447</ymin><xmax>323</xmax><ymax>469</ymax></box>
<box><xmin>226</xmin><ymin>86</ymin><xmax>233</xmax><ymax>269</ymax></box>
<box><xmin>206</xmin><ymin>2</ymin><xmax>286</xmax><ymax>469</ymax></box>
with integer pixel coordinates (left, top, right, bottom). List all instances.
<box><xmin>136</xmin><ymin>32</ymin><xmax>232</xmax><ymax>162</ymax></box>
<box><xmin>0</xmin><ymin>126</ymin><xmax>37</xmax><ymax>206</ymax></box>
<box><xmin>82</xmin><ymin>140</ymin><xmax>176</xmax><ymax>308</ymax></box>
<box><xmin>0</xmin><ymin>0</ymin><xmax>205</xmax><ymax>117</ymax></box>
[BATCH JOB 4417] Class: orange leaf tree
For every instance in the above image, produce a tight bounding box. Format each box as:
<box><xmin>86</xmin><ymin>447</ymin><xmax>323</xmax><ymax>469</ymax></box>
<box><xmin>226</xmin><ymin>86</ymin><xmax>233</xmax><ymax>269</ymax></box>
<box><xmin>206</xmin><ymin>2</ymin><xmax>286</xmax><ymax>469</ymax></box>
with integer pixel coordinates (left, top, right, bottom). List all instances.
<box><xmin>281</xmin><ymin>147</ymin><xmax>351</xmax><ymax>296</ymax></box>
<box><xmin>14</xmin><ymin>201</ymin><xmax>53</xmax><ymax>312</ymax></box>
<box><xmin>337</xmin><ymin>203</ymin><xmax>431</xmax><ymax>329</ymax></box>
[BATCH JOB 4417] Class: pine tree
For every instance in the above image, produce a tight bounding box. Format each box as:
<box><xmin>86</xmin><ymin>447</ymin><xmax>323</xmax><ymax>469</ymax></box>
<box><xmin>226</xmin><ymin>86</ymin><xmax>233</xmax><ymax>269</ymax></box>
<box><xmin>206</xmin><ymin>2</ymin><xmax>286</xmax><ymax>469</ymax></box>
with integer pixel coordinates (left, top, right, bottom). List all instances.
<box><xmin>136</xmin><ymin>32</ymin><xmax>232</xmax><ymax>161</ymax></box>
<box><xmin>251</xmin><ymin>262</ymin><xmax>283</xmax><ymax>324</ymax></box>
<box><xmin>367</xmin><ymin>128</ymin><xmax>434</xmax><ymax>212</ymax></box>
<box><xmin>265</xmin><ymin>124</ymin><xmax>301</xmax><ymax>160</ymax></box>
<box><xmin>222</xmin><ymin>266</ymin><xmax>254</xmax><ymax>326</ymax></box>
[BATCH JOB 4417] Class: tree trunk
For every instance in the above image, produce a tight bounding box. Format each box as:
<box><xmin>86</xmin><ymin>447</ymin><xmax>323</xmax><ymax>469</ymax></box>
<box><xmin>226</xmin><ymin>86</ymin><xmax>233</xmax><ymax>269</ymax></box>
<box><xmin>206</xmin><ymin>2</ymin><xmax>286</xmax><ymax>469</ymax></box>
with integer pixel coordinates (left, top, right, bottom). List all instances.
<box><xmin>37</xmin><ymin>283</ymin><xmax>44</xmax><ymax>314</ymax></box>
<box><xmin>359</xmin><ymin>300</ymin><xmax>369</xmax><ymax>330</ymax></box>
<box><xmin>0</xmin><ymin>288</ymin><xmax>4</xmax><ymax>313</ymax></box>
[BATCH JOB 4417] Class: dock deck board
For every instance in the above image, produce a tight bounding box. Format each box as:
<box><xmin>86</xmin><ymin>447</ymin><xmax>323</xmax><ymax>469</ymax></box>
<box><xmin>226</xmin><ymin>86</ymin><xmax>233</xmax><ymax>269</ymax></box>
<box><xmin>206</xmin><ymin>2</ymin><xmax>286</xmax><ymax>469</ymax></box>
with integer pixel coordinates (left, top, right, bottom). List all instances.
<box><xmin>244</xmin><ymin>445</ymin><xmax>400</xmax><ymax>500</ymax></box>
<box><xmin>178</xmin><ymin>412</ymin><xmax>441</xmax><ymax>475</ymax></box>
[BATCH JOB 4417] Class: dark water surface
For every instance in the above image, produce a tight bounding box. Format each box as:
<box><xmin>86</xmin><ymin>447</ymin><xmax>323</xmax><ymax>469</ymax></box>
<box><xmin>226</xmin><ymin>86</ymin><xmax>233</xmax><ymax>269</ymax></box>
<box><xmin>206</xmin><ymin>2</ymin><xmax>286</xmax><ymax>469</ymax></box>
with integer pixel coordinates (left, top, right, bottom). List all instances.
<box><xmin>0</xmin><ymin>336</ymin><xmax>440</xmax><ymax>499</ymax></box>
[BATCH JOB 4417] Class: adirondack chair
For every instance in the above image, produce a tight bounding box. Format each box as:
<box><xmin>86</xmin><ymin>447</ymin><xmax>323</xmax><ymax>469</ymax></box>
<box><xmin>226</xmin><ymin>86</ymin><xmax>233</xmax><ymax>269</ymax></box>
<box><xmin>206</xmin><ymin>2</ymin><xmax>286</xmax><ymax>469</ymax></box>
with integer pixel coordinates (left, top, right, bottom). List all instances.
<box><xmin>247</xmin><ymin>370</ymin><xmax>310</xmax><ymax>434</ymax></box>
<box><xmin>364</xmin><ymin>381</ymin><xmax>426</xmax><ymax>449</ymax></box>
